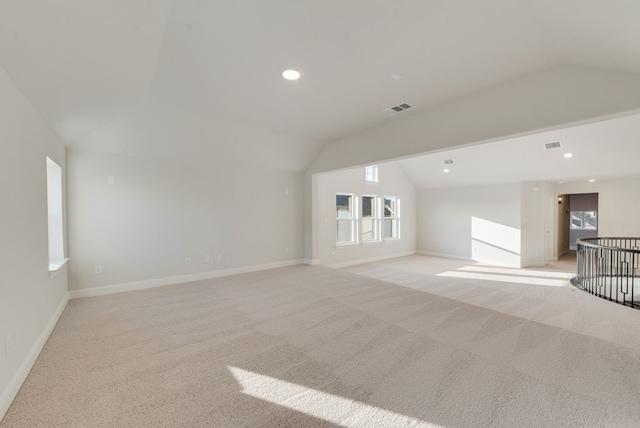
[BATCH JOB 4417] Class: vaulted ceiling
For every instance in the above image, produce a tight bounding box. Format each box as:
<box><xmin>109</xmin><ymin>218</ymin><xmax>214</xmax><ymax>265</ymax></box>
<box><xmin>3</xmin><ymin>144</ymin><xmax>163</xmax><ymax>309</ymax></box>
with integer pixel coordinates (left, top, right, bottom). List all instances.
<box><xmin>1</xmin><ymin>1</ymin><xmax>640</xmax><ymax>173</ymax></box>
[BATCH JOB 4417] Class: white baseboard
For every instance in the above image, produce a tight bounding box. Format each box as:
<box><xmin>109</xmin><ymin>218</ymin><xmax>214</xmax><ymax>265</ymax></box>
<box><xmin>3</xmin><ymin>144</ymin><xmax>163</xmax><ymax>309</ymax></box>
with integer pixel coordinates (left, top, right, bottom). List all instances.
<box><xmin>328</xmin><ymin>251</ymin><xmax>416</xmax><ymax>268</ymax></box>
<box><xmin>304</xmin><ymin>259</ymin><xmax>320</xmax><ymax>265</ymax></box>
<box><xmin>0</xmin><ymin>292</ymin><xmax>69</xmax><ymax>423</ymax></box>
<box><xmin>69</xmin><ymin>259</ymin><xmax>305</xmax><ymax>299</ymax></box>
<box><xmin>417</xmin><ymin>250</ymin><xmax>472</xmax><ymax>262</ymax></box>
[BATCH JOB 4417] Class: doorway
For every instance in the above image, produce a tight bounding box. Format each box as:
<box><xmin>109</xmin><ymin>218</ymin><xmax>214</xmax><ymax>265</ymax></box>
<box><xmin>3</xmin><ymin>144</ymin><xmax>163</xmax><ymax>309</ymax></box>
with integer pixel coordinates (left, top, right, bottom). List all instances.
<box><xmin>557</xmin><ymin>193</ymin><xmax>598</xmax><ymax>253</ymax></box>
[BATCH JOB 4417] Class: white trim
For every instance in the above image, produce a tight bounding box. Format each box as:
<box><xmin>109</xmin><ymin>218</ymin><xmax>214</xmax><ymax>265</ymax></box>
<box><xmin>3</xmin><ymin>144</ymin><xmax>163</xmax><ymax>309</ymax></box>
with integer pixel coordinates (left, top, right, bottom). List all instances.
<box><xmin>0</xmin><ymin>292</ymin><xmax>69</xmax><ymax>422</ymax></box>
<box><xmin>304</xmin><ymin>258</ymin><xmax>320</xmax><ymax>265</ymax></box>
<box><xmin>335</xmin><ymin>242</ymin><xmax>360</xmax><ymax>249</ymax></box>
<box><xmin>364</xmin><ymin>164</ymin><xmax>378</xmax><ymax>183</ymax></box>
<box><xmin>49</xmin><ymin>258</ymin><xmax>69</xmax><ymax>279</ymax></box>
<box><xmin>361</xmin><ymin>194</ymin><xmax>381</xmax><ymax>243</ymax></box>
<box><xmin>328</xmin><ymin>251</ymin><xmax>416</xmax><ymax>268</ymax></box>
<box><xmin>417</xmin><ymin>250</ymin><xmax>472</xmax><ymax>261</ymax></box>
<box><xmin>69</xmin><ymin>259</ymin><xmax>304</xmax><ymax>299</ymax></box>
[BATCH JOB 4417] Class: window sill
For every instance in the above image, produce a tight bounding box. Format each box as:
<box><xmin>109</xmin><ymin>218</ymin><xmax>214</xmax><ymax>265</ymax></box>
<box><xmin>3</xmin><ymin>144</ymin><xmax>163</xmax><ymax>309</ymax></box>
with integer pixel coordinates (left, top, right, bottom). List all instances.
<box><xmin>383</xmin><ymin>238</ymin><xmax>401</xmax><ymax>243</ymax></box>
<box><xmin>49</xmin><ymin>258</ymin><xmax>70</xmax><ymax>279</ymax></box>
<box><xmin>362</xmin><ymin>240</ymin><xmax>382</xmax><ymax>246</ymax></box>
<box><xmin>335</xmin><ymin>243</ymin><xmax>360</xmax><ymax>249</ymax></box>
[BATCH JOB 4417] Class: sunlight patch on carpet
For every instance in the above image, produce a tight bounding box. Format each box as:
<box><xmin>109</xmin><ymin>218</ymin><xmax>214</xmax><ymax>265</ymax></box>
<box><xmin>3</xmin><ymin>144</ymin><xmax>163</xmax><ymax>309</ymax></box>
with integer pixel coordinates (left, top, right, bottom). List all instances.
<box><xmin>437</xmin><ymin>271</ymin><xmax>569</xmax><ymax>287</ymax></box>
<box><xmin>228</xmin><ymin>366</ymin><xmax>443</xmax><ymax>427</ymax></box>
<box><xmin>457</xmin><ymin>266</ymin><xmax>574</xmax><ymax>279</ymax></box>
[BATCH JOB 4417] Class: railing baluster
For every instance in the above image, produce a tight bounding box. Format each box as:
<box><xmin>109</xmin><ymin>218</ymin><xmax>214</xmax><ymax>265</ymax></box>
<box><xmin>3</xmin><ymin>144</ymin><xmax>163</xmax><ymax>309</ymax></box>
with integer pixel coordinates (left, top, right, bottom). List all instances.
<box><xmin>573</xmin><ymin>237</ymin><xmax>640</xmax><ymax>310</ymax></box>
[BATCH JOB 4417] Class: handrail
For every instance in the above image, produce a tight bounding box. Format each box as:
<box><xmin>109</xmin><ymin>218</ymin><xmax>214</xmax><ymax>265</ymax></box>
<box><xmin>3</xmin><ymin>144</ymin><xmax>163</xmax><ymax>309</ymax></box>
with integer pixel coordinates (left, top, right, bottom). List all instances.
<box><xmin>573</xmin><ymin>237</ymin><xmax>640</xmax><ymax>309</ymax></box>
<box><xmin>576</xmin><ymin>237</ymin><xmax>640</xmax><ymax>253</ymax></box>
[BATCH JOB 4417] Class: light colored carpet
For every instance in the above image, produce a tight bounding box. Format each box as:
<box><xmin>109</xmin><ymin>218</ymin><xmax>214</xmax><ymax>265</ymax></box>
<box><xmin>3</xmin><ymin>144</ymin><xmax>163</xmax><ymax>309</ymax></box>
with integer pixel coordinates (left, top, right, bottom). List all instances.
<box><xmin>2</xmin><ymin>259</ymin><xmax>640</xmax><ymax>427</ymax></box>
<box><xmin>344</xmin><ymin>254</ymin><xmax>640</xmax><ymax>351</ymax></box>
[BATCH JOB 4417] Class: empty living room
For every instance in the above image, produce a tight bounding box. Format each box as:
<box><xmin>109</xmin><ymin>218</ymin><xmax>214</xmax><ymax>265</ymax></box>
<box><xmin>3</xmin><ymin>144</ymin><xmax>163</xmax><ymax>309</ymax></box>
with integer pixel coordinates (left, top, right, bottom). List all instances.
<box><xmin>3</xmin><ymin>1</ymin><xmax>640</xmax><ymax>427</ymax></box>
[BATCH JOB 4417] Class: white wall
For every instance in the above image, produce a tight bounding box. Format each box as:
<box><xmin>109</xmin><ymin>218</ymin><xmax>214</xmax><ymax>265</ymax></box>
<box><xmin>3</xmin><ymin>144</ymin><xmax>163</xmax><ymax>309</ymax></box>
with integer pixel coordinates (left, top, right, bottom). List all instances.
<box><xmin>416</xmin><ymin>176</ymin><xmax>640</xmax><ymax>268</ymax></box>
<box><xmin>520</xmin><ymin>181</ymin><xmax>553</xmax><ymax>267</ymax></box>
<box><xmin>315</xmin><ymin>162</ymin><xmax>416</xmax><ymax>266</ymax></box>
<box><xmin>67</xmin><ymin>149</ymin><xmax>305</xmax><ymax>292</ymax></box>
<box><xmin>308</xmin><ymin>66</ymin><xmax>640</xmax><ymax>175</ymax></box>
<box><xmin>417</xmin><ymin>183</ymin><xmax>522</xmax><ymax>267</ymax></box>
<box><xmin>303</xmin><ymin>66</ymin><xmax>640</xmax><ymax>261</ymax></box>
<box><xmin>0</xmin><ymin>66</ymin><xmax>68</xmax><ymax>419</ymax></box>
<box><xmin>557</xmin><ymin>178</ymin><xmax>640</xmax><ymax>238</ymax></box>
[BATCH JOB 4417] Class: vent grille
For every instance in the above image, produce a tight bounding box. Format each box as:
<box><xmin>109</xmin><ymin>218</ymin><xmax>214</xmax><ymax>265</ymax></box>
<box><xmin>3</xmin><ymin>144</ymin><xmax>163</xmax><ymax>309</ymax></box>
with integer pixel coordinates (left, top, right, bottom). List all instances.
<box><xmin>444</xmin><ymin>159</ymin><xmax>454</xmax><ymax>165</ymax></box>
<box><xmin>382</xmin><ymin>102</ymin><xmax>413</xmax><ymax>116</ymax></box>
<box><xmin>544</xmin><ymin>141</ymin><xmax>562</xmax><ymax>150</ymax></box>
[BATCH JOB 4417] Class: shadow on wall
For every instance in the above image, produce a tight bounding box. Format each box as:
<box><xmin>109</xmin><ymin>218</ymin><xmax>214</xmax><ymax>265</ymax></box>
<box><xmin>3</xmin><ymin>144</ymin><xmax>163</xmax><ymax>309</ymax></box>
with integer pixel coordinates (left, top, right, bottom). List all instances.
<box><xmin>471</xmin><ymin>217</ymin><xmax>521</xmax><ymax>267</ymax></box>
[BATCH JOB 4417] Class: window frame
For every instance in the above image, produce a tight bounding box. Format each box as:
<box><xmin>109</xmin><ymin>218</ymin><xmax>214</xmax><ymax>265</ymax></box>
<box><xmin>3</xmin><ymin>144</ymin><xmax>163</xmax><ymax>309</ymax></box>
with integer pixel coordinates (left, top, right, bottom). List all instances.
<box><xmin>570</xmin><ymin>210</ymin><xmax>597</xmax><ymax>231</ymax></box>
<box><xmin>336</xmin><ymin>193</ymin><xmax>359</xmax><ymax>246</ymax></box>
<box><xmin>383</xmin><ymin>196</ymin><xmax>401</xmax><ymax>240</ymax></box>
<box><xmin>46</xmin><ymin>157</ymin><xmax>68</xmax><ymax>276</ymax></box>
<box><xmin>364</xmin><ymin>165</ymin><xmax>379</xmax><ymax>183</ymax></box>
<box><xmin>361</xmin><ymin>195</ymin><xmax>381</xmax><ymax>243</ymax></box>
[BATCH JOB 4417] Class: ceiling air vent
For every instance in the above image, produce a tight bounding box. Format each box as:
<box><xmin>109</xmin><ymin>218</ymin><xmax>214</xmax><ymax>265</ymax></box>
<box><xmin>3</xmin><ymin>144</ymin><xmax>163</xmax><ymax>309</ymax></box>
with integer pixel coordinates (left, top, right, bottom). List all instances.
<box><xmin>444</xmin><ymin>159</ymin><xmax>454</xmax><ymax>165</ymax></box>
<box><xmin>544</xmin><ymin>141</ymin><xmax>562</xmax><ymax>150</ymax></box>
<box><xmin>382</xmin><ymin>102</ymin><xmax>413</xmax><ymax>116</ymax></box>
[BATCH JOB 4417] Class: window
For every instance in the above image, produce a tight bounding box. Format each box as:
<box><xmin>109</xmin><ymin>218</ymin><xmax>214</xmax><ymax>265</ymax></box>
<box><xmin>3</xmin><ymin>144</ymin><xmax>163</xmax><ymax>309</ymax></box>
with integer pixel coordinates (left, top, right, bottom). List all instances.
<box><xmin>361</xmin><ymin>195</ymin><xmax>381</xmax><ymax>242</ymax></box>
<box><xmin>336</xmin><ymin>194</ymin><xmax>358</xmax><ymax>244</ymax></box>
<box><xmin>46</xmin><ymin>157</ymin><xmax>65</xmax><ymax>271</ymax></box>
<box><xmin>365</xmin><ymin>165</ymin><xmax>378</xmax><ymax>183</ymax></box>
<box><xmin>383</xmin><ymin>196</ymin><xmax>400</xmax><ymax>239</ymax></box>
<box><xmin>571</xmin><ymin>211</ymin><xmax>597</xmax><ymax>230</ymax></box>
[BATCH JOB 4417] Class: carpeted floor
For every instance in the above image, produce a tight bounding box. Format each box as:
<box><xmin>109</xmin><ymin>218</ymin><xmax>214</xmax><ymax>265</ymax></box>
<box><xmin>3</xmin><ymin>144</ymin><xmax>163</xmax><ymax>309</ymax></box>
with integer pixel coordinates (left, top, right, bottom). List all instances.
<box><xmin>3</xmin><ymin>256</ymin><xmax>640</xmax><ymax>427</ymax></box>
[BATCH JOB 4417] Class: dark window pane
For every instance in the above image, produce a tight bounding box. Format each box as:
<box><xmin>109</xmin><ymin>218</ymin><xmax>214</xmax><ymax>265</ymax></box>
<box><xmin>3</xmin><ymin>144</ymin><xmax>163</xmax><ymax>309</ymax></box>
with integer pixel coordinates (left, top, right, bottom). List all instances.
<box><xmin>362</xmin><ymin>196</ymin><xmax>373</xmax><ymax>217</ymax></box>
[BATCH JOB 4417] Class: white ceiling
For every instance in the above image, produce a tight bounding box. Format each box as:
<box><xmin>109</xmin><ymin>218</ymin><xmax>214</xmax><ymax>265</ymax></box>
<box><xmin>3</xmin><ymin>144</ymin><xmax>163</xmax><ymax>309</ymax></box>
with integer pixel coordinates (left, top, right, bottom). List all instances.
<box><xmin>1</xmin><ymin>0</ymin><xmax>640</xmax><ymax>172</ymax></box>
<box><xmin>396</xmin><ymin>112</ymin><xmax>640</xmax><ymax>189</ymax></box>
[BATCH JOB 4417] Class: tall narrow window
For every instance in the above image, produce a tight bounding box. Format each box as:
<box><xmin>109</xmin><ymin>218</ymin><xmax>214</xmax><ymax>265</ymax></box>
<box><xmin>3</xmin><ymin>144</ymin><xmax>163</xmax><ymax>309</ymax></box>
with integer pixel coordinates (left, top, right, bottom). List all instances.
<box><xmin>383</xmin><ymin>196</ymin><xmax>401</xmax><ymax>239</ymax></box>
<box><xmin>364</xmin><ymin>165</ymin><xmax>378</xmax><ymax>183</ymax></box>
<box><xmin>336</xmin><ymin>194</ymin><xmax>358</xmax><ymax>244</ymax></box>
<box><xmin>46</xmin><ymin>157</ymin><xmax>65</xmax><ymax>271</ymax></box>
<box><xmin>362</xmin><ymin>195</ymin><xmax>381</xmax><ymax>242</ymax></box>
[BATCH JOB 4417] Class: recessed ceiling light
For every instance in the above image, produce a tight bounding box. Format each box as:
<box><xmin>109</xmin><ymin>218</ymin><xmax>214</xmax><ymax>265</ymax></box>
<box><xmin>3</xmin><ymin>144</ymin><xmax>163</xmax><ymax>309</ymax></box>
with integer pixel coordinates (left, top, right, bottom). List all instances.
<box><xmin>282</xmin><ymin>69</ymin><xmax>302</xmax><ymax>81</ymax></box>
<box><xmin>443</xmin><ymin>169</ymin><xmax>449</xmax><ymax>173</ymax></box>
<box><xmin>588</xmin><ymin>179</ymin><xmax>596</xmax><ymax>182</ymax></box>
<box><xmin>391</xmin><ymin>73</ymin><xmax>402</xmax><ymax>80</ymax></box>
<box><xmin>564</xmin><ymin>153</ymin><xmax>573</xmax><ymax>158</ymax></box>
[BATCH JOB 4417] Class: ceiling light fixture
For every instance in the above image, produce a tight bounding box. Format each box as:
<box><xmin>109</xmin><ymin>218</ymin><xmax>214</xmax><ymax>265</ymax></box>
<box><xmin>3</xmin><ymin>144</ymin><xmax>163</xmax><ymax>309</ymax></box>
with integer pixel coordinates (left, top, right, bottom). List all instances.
<box><xmin>564</xmin><ymin>153</ymin><xmax>573</xmax><ymax>158</ymax></box>
<box><xmin>282</xmin><ymin>69</ymin><xmax>302</xmax><ymax>81</ymax></box>
<box><xmin>588</xmin><ymin>179</ymin><xmax>596</xmax><ymax>182</ymax></box>
<box><xmin>443</xmin><ymin>169</ymin><xmax>449</xmax><ymax>173</ymax></box>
